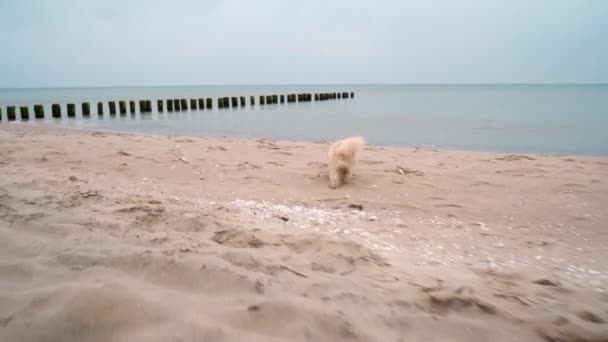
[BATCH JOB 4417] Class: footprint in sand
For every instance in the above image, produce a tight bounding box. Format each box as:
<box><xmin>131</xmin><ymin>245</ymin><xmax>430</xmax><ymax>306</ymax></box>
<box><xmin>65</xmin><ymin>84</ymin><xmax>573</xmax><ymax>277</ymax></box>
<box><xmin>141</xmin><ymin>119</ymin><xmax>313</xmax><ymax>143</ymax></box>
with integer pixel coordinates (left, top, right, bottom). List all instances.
<box><xmin>266</xmin><ymin>161</ymin><xmax>286</xmax><ymax>167</ymax></box>
<box><xmin>307</xmin><ymin>161</ymin><xmax>327</xmax><ymax>168</ymax></box>
<box><xmin>427</xmin><ymin>197</ymin><xmax>446</xmax><ymax>201</ymax></box>
<box><xmin>360</xmin><ymin>160</ymin><xmax>384</xmax><ymax>165</ymax></box>
<box><xmin>496</xmin><ymin>154</ymin><xmax>536</xmax><ymax>161</ymax></box>
<box><xmin>434</xmin><ymin>204</ymin><xmax>464</xmax><ymax>209</ymax></box>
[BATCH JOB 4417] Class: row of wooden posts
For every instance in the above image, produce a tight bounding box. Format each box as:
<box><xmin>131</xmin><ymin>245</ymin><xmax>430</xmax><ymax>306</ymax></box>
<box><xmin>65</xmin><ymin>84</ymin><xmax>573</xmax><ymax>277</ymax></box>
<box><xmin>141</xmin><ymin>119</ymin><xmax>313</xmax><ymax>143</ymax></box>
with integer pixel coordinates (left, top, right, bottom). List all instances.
<box><xmin>0</xmin><ymin>91</ymin><xmax>354</xmax><ymax>121</ymax></box>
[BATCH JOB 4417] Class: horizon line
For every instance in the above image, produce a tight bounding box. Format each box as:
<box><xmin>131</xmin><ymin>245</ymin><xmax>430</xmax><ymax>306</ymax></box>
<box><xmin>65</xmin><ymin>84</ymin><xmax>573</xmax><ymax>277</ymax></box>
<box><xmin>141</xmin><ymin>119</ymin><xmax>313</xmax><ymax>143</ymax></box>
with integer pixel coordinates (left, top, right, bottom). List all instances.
<box><xmin>1</xmin><ymin>82</ymin><xmax>607</xmax><ymax>90</ymax></box>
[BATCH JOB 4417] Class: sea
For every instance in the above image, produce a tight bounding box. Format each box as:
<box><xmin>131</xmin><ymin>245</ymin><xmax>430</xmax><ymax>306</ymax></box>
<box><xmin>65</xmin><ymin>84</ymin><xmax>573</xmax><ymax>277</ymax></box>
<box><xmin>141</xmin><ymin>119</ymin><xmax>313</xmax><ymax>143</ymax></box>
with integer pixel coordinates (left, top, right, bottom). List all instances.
<box><xmin>1</xmin><ymin>84</ymin><xmax>607</xmax><ymax>155</ymax></box>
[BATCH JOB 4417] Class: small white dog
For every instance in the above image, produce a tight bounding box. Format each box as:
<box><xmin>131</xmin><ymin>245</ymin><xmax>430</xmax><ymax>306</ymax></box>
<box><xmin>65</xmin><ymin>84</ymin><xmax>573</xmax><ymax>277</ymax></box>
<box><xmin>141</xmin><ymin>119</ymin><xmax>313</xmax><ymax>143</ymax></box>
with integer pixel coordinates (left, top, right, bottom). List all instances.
<box><xmin>327</xmin><ymin>136</ymin><xmax>365</xmax><ymax>189</ymax></box>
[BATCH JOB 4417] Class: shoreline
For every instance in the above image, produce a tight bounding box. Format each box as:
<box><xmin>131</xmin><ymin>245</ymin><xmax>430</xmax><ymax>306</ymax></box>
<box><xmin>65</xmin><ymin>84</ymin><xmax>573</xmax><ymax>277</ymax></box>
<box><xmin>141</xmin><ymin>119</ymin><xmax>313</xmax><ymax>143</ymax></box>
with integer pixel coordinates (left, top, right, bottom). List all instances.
<box><xmin>1</xmin><ymin>124</ymin><xmax>607</xmax><ymax>341</ymax></box>
<box><xmin>7</xmin><ymin>120</ymin><xmax>606</xmax><ymax>158</ymax></box>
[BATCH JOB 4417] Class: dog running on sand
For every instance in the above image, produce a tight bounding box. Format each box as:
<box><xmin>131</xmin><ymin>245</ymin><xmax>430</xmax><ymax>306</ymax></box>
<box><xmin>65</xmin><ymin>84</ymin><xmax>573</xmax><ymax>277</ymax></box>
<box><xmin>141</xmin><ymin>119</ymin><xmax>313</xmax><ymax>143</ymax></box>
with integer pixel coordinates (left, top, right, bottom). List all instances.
<box><xmin>327</xmin><ymin>137</ymin><xmax>365</xmax><ymax>189</ymax></box>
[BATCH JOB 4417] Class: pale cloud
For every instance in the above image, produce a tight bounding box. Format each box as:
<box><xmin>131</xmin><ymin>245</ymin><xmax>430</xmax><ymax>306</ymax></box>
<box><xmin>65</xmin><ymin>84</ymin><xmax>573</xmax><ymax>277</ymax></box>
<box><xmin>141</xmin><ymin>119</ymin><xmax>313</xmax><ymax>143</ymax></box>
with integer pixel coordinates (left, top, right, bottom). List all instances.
<box><xmin>0</xmin><ymin>0</ymin><xmax>606</xmax><ymax>87</ymax></box>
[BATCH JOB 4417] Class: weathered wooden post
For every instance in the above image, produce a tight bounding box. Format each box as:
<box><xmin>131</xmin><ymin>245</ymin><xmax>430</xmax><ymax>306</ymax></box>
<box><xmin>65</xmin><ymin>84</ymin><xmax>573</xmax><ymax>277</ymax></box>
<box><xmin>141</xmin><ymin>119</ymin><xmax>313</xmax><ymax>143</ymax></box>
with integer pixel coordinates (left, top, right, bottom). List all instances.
<box><xmin>280</xmin><ymin>95</ymin><xmax>285</xmax><ymax>103</ymax></box>
<box><xmin>167</xmin><ymin>99</ymin><xmax>174</xmax><ymax>112</ymax></box>
<box><xmin>97</xmin><ymin>102</ymin><xmax>103</xmax><ymax>115</ymax></box>
<box><xmin>128</xmin><ymin>101</ymin><xmax>135</xmax><ymax>114</ymax></box>
<box><xmin>350</xmin><ymin>92</ymin><xmax>354</xmax><ymax>98</ymax></box>
<box><xmin>34</xmin><ymin>104</ymin><xmax>44</xmax><ymax>119</ymax></box>
<box><xmin>190</xmin><ymin>99</ymin><xmax>197</xmax><ymax>110</ymax></box>
<box><xmin>157</xmin><ymin>100</ymin><xmax>164</xmax><ymax>112</ymax></box>
<box><xmin>7</xmin><ymin>106</ymin><xmax>16</xmax><ymax>121</ymax></box>
<box><xmin>198</xmin><ymin>98</ymin><xmax>205</xmax><ymax>109</ymax></box>
<box><xmin>120</xmin><ymin>101</ymin><xmax>128</xmax><ymax>114</ymax></box>
<box><xmin>271</xmin><ymin>95</ymin><xmax>277</xmax><ymax>104</ymax></box>
<box><xmin>342</xmin><ymin>92</ymin><xmax>348</xmax><ymax>98</ymax></box>
<box><xmin>138</xmin><ymin>100</ymin><xmax>145</xmax><ymax>113</ymax></box>
<box><xmin>260</xmin><ymin>95</ymin><xmax>265</xmax><ymax>105</ymax></box>
<box><xmin>82</xmin><ymin>102</ymin><xmax>91</xmax><ymax>116</ymax></box>
<box><xmin>240</xmin><ymin>96</ymin><xmax>246</xmax><ymax>107</ymax></box>
<box><xmin>266</xmin><ymin>95</ymin><xmax>272</xmax><ymax>104</ymax></box>
<box><xmin>180</xmin><ymin>99</ymin><xmax>188</xmax><ymax>110</ymax></box>
<box><xmin>314</xmin><ymin>93</ymin><xmax>319</xmax><ymax>101</ymax></box>
<box><xmin>20</xmin><ymin>106</ymin><xmax>30</xmax><ymax>120</ymax></box>
<box><xmin>231</xmin><ymin>97</ymin><xmax>238</xmax><ymax>107</ymax></box>
<box><xmin>52</xmin><ymin>104</ymin><xmax>61</xmax><ymax>118</ymax></box>
<box><xmin>67</xmin><ymin>103</ymin><xmax>76</xmax><ymax>117</ymax></box>
<box><xmin>173</xmin><ymin>99</ymin><xmax>180</xmax><ymax>111</ymax></box>
<box><xmin>223</xmin><ymin>97</ymin><xmax>230</xmax><ymax>108</ymax></box>
<box><xmin>217</xmin><ymin>98</ymin><xmax>223</xmax><ymax>109</ymax></box>
<box><xmin>108</xmin><ymin>101</ymin><xmax>116</xmax><ymax>115</ymax></box>
<box><xmin>250</xmin><ymin>96</ymin><xmax>255</xmax><ymax>106</ymax></box>
<box><xmin>0</xmin><ymin>107</ymin><xmax>2</xmax><ymax>121</ymax></box>
<box><xmin>206</xmin><ymin>98</ymin><xmax>212</xmax><ymax>109</ymax></box>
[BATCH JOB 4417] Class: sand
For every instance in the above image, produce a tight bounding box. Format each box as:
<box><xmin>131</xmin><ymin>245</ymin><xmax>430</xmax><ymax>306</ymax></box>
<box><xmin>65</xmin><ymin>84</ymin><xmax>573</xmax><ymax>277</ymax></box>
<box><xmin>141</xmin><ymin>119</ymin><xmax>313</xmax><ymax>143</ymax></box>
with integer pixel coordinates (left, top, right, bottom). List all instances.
<box><xmin>1</xmin><ymin>124</ymin><xmax>607</xmax><ymax>342</ymax></box>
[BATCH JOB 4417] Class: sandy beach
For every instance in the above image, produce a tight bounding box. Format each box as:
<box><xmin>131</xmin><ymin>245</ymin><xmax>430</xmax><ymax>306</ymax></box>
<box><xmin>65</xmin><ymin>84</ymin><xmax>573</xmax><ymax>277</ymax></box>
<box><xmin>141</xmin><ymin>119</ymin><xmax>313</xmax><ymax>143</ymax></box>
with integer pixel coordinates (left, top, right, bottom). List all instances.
<box><xmin>1</xmin><ymin>124</ymin><xmax>607</xmax><ymax>341</ymax></box>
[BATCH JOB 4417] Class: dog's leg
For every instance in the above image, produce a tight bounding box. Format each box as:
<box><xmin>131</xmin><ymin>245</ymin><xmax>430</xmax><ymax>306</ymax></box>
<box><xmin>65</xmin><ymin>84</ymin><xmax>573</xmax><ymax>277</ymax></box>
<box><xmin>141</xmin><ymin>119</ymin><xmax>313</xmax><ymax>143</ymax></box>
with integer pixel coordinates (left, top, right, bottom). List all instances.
<box><xmin>344</xmin><ymin>168</ymin><xmax>353</xmax><ymax>184</ymax></box>
<box><xmin>329</xmin><ymin>166</ymin><xmax>342</xmax><ymax>189</ymax></box>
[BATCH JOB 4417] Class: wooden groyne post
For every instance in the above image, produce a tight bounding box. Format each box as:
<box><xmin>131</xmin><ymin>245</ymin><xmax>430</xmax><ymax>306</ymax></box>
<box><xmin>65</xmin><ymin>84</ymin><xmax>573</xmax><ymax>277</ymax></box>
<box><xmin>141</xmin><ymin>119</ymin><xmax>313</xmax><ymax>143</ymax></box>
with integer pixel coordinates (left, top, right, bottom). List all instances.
<box><xmin>34</xmin><ymin>104</ymin><xmax>44</xmax><ymax>119</ymax></box>
<box><xmin>20</xmin><ymin>106</ymin><xmax>30</xmax><ymax>120</ymax></box>
<box><xmin>82</xmin><ymin>102</ymin><xmax>91</xmax><ymax>116</ymax></box>
<box><xmin>67</xmin><ymin>103</ymin><xmax>76</xmax><ymax>117</ymax></box>
<box><xmin>120</xmin><ymin>101</ymin><xmax>128</xmax><ymax>115</ymax></box>
<box><xmin>97</xmin><ymin>102</ymin><xmax>103</xmax><ymax>115</ymax></box>
<box><xmin>240</xmin><ymin>96</ymin><xmax>246</xmax><ymax>107</ymax></box>
<box><xmin>173</xmin><ymin>99</ymin><xmax>180</xmax><ymax>111</ymax></box>
<box><xmin>129</xmin><ymin>101</ymin><xmax>136</xmax><ymax>114</ymax></box>
<box><xmin>166</xmin><ymin>99</ymin><xmax>173</xmax><ymax>112</ymax></box>
<box><xmin>157</xmin><ymin>100</ymin><xmax>164</xmax><ymax>112</ymax></box>
<box><xmin>231</xmin><ymin>97</ymin><xmax>238</xmax><ymax>108</ymax></box>
<box><xmin>260</xmin><ymin>95</ymin><xmax>265</xmax><ymax>105</ymax></box>
<box><xmin>198</xmin><ymin>98</ymin><xmax>205</xmax><ymax>109</ymax></box>
<box><xmin>180</xmin><ymin>99</ymin><xmax>188</xmax><ymax>110</ymax></box>
<box><xmin>108</xmin><ymin>101</ymin><xmax>116</xmax><ymax>115</ymax></box>
<box><xmin>7</xmin><ymin>106</ymin><xmax>16</xmax><ymax>121</ymax></box>
<box><xmin>280</xmin><ymin>95</ymin><xmax>285</xmax><ymax>103</ymax></box>
<box><xmin>250</xmin><ymin>96</ymin><xmax>255</xmax><ymax>106</ymax></box>
<box><xmin>52</xmin><ymin>104</ymin><xmax>61</xmax><ymax>118</ymax></box>
<box><xmin>190</xmin><ymin>99</ymin><xmax>197</xmax><ymax>110</ymax></box>
<box><xmin>206</xmin><ymin>98</ymin><xmax>212</xmax><ymax>109</ymax></box>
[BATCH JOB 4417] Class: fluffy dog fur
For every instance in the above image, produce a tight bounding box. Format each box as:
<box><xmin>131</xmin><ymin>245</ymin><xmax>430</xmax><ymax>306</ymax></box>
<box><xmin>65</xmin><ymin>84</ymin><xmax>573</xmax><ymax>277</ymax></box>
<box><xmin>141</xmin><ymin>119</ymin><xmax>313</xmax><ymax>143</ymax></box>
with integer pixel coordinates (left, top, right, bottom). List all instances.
<box><xmin>327</xmin><ymin>136</ymin><xmax>365</xmax><ymax>189</ymax></box>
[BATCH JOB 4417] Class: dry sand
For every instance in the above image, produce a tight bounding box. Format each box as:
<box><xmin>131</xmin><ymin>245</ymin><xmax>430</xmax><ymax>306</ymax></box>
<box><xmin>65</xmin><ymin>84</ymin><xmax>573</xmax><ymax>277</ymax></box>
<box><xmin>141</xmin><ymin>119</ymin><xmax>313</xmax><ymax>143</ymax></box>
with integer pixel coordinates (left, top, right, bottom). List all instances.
<box><xmin>1</xmin><ymin>124</ymin><xmax>607</xmax><ymax>342</ymax></box>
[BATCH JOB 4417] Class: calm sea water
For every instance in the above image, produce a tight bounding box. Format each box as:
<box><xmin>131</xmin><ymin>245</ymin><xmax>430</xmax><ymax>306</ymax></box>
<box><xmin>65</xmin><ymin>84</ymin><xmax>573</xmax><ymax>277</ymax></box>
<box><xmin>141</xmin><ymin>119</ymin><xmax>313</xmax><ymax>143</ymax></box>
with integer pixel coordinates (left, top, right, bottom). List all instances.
<box><xmin>1</xmin><ymin>84</ymin><xmax>607</xmax><ymax>155</ymax></box>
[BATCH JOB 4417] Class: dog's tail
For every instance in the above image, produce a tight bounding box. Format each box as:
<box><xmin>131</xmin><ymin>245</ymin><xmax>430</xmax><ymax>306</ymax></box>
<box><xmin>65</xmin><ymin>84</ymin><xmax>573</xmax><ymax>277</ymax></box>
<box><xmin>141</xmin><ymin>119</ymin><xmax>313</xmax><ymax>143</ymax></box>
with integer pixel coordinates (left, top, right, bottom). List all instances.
<box><xmin>334</xmin><ymin>136</ymin><xmax>365</xmax><ymax>162</ymax></box>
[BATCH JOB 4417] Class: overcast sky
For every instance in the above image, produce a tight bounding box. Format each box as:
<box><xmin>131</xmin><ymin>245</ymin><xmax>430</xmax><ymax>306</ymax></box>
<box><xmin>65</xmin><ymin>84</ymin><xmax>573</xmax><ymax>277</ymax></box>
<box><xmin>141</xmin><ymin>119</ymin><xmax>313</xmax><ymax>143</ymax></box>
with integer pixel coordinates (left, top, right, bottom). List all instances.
<box><xmin>1</xmin><ymin>0</ymin><xmax>606</xmax><ymax>87</ymax></box>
